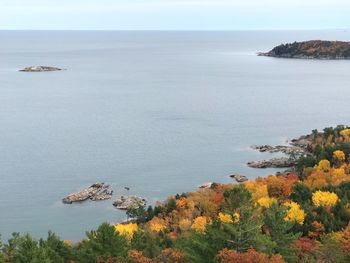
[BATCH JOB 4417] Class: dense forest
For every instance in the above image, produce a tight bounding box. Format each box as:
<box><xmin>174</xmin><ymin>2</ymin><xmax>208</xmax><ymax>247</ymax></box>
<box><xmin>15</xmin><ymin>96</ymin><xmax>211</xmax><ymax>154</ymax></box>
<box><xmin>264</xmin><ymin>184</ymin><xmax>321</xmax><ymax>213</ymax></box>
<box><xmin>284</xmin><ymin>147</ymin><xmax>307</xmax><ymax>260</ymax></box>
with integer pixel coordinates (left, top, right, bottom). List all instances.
<box><xmin>260</xmin><ymin>40</ymin><xmax>350</xmax><ymax>59</ymax></box>
<box><xmin>2</xmin><ymin>125</ymin><xmax>350</xmax><ymax>262</ymax></box>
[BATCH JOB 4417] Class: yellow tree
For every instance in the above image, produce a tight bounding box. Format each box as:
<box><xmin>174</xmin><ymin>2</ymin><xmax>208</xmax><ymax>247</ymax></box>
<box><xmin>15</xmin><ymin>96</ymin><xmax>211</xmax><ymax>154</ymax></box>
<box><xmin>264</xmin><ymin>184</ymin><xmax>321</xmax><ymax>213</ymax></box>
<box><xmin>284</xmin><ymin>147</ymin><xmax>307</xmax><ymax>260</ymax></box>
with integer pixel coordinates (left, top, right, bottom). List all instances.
<box><xmin>257</xmin><ymin>196</ymin><xmax>277</xmax><ymax>208</ymax></box>
<box><xmin>218</xmin><ymin>212</ymin><xmax>233</xmax><ymax>223</ymax></box>
<box><xmin>284</xmin><ymin>201</ymin><xmax>305</xmax><ymax>225</ymax></box>
<box><xmin>148</xmin><ymin>217</ymin><xmax>167</xmax><ymax>233</ymax></box>
<box><xmin>316</xmin><ymin>160</ymin><xmax>331</xmax><ymax>172</ymax></box>
<box><xmin>333</xmin><ymin>150</ymin><xmax>346</xmax><ymax>164</ymax></box>
<box><xmin>191</xmin><ymin>216</ymin><xmax>210</xmax><ymax>233</ymax></box>
<box><xmin>114</xmin><ymin>223</ymin><xmax>138</xmax><ymax>241</ymax></box>
<box><xmin>312</xmin><ymin>191</ymin><xmax>339</xmax><ymax>207</ymax></box>
<box><xmin>340</xmin><ymin>129</ymin><xmax>350</xmax><ymax>142</ymax></box>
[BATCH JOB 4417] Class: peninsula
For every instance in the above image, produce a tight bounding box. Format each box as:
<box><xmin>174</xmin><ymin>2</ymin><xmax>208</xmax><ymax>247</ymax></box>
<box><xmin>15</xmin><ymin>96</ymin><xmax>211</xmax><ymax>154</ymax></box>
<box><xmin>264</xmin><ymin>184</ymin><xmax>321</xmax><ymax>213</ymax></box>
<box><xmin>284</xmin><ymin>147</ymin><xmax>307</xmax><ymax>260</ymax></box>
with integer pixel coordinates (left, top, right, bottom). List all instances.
<box><xmin>259</xmin><ymin>40</ymin><xmax>350</xmax><ymax>59</ymax></box>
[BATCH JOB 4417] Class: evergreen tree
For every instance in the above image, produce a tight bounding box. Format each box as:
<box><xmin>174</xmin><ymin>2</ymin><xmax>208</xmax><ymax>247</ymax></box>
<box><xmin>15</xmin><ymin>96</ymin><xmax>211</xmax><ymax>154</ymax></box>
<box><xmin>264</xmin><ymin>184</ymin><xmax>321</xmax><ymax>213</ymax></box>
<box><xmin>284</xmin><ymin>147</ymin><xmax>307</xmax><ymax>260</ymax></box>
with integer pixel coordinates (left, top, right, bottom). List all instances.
<box><xmin>222</xmin><ymin>209</ymin><xmax>275</xmax><ymax>254</ymax></box>
<box><xmin>0</xmin><ymin>235</ymin><xmax>4</xmax><ymax>263</ymax></box>
<box><xmin>39</xmin><ymin>231</ymin><xmax>73</xmax><ymax>263</ymax></box>
<box><xmin>222</xmin><ymin>185</ymin><xmax>252</xmax><ymax>212</ymax></box>
<box><xmin>263</xmin><ymin>203</ymin><xmax>301</xmax><ymax>262</ymax></box>
<box><xmin>74</xmin><ymin>223</ymin><xmax>128</xmax><ymax>263</ymax></box>
<box><xmin>4</xmin><ymin>233</ymin><xmax>51</xmax><ymax>263</ymax></box>
<box><xmin>290</xmin><ymin>184</ymin><xmax>312</xmax><ymax>207</ymax></box>
<box><xmin>175</xmin><ymin>223</ymin><xmax>228</xmax><ymax>263</ymax></box>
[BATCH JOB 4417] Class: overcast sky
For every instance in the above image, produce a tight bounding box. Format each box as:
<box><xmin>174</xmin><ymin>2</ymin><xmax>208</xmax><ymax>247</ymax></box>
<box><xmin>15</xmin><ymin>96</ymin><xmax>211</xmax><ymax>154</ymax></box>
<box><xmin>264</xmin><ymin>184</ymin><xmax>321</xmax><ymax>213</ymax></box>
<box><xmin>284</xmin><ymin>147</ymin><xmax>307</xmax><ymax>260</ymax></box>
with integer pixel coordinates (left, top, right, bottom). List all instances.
<box><xmin>1</xmin><ymin>0</ymin><xmax>350</xmax><ymax>30</ymax></box>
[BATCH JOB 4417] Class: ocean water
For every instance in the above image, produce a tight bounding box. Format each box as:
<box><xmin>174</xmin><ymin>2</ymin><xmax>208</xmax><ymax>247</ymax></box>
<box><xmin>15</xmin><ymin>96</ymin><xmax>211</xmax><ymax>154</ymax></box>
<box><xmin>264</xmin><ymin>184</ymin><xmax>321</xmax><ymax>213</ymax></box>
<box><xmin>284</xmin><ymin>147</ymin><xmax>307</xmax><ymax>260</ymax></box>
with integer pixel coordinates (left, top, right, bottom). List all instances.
<box><xmin>0</xmin><ymin>30</ymin><xmax>350</xmax><ymax>240</ymax></box>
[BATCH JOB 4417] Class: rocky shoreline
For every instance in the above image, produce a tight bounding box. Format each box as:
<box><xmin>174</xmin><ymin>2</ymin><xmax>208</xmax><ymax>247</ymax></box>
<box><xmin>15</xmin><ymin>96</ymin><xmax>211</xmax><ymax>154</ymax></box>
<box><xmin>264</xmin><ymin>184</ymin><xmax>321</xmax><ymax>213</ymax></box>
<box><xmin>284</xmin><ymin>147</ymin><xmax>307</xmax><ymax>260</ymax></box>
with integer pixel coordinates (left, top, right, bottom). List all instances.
<box><xmin>247</xmin><ymin>135</ymin><xmax>312</xmax><ymax>170</ymax></box>
<box><xmin>61</xmin><ymin>135</ymin><xmax>313</xmax><ymax>209</ymax></box>
<box><xmin>250</xmin><ymin>144</ymin><xmax>306</xmax><ymax>155</ymax></box>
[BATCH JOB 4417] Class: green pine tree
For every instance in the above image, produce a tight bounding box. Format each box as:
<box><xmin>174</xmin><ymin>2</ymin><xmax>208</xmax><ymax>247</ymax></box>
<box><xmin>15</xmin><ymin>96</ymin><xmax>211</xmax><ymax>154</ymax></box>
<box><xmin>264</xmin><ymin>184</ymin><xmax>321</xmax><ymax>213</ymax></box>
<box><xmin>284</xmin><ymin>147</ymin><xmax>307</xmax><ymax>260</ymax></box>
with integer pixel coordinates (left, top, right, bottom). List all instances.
<box><xmin>263</xmin><ymin>203</ymin><xmax>301</xmax><ymax>262</ymax></box>
<box><xmin>74</xmin><ymin>223</ymin><xmax>128</xmax><ymax>263</ymax></box>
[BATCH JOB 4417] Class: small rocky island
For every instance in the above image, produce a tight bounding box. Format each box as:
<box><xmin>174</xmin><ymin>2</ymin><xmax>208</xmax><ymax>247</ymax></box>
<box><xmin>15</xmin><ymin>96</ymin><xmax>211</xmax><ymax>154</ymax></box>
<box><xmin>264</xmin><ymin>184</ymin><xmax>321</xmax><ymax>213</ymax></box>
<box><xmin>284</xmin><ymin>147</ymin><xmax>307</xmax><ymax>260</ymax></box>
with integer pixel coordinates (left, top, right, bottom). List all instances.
<box><xmin>19</xmin><ymin>66</ymin><xmax>63</xmax><ymax>72</ymax></box>
<box><xmin>259</xmin><ymin>40</ymin><xmax>350</xmax><ymax>59</ymax></box>
<box><xmin>62</xmin><ymin>183</ymin><xmax>113</xmax><ymax>204</ymax></box>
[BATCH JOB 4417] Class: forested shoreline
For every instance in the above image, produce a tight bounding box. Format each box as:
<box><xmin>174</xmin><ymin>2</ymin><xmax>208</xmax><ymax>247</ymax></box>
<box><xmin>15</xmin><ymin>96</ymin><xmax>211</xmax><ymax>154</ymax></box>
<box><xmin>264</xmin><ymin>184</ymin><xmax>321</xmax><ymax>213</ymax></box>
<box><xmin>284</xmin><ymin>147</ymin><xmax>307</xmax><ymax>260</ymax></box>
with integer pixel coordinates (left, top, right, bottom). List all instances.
<box><xmin>2</xmin><ymin>125</ymin><xmax>350</xmax><ymax>262</ymax></box>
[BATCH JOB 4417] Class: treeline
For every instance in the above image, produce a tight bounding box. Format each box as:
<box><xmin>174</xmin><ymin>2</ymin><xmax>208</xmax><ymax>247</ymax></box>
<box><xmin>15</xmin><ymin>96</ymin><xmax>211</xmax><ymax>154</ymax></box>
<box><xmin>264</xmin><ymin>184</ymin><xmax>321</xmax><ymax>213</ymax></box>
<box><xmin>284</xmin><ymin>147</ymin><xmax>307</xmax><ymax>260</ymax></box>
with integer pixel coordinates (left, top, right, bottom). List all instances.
<box><xmin>2</xmin><ymin>126</ymin><xmax>350</xmax><ymax>262</ymax></box>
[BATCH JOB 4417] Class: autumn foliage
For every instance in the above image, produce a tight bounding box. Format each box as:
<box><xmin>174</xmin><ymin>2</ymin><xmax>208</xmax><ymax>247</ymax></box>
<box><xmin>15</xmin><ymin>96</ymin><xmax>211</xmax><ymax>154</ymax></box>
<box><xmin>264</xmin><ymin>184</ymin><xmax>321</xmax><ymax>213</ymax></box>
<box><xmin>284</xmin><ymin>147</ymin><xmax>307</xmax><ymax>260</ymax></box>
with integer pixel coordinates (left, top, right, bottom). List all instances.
<box><xmin>2</xmin><ymin>126</ymin><xmax>350</xmax><ymax>262</ymax></box>
<box><xmin>217</xmin><ymin>248</ymin><xmax>285</xmax><ymax>263</ymax></box>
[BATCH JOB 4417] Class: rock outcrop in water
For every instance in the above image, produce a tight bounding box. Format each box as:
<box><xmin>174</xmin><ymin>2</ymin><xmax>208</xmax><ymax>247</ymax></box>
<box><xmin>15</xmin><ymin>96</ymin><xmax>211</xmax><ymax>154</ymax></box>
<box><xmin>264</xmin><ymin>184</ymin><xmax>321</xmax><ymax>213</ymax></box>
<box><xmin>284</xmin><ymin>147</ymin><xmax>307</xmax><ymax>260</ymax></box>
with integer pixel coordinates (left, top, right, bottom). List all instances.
<box><xmin>19</xmin><ymin>66</ymin><xmax>63</xmax><ymax>72</ymax></box>
<box><xmin>258</xmin><ymin>40</ymin><xmax>350</xmax><ymax>59</ymax></box>
<box><xmin>113</xmin><ymin>196</ymin><xmax>146</xmax><ymax>210</ymax></box>
<box><xmin>62</xmin><ymin>183</ymin><xmax>113</xmax><ymax>204</ymax></box>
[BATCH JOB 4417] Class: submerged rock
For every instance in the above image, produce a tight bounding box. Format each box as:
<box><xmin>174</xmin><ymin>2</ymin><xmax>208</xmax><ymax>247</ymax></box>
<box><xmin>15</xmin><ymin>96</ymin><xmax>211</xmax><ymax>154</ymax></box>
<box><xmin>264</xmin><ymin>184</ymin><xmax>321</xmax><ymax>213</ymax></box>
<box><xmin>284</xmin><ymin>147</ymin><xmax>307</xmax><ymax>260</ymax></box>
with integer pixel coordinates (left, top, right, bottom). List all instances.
<box><xmin>113</xmin><ymin>196</ymin><xmax>146</xmax><ymax>210</ymax></box>
<box><xmin>19</xmin><ymin>66</ymin><xmax>63</xmax><ymax>72</ymax></box>
<box><xmin>62</xmin><ymin>183</ymin><xmax>112</xmax><ymax>204</ymax></box>
<box><xmin>247</xmin><ymin>157</ymin><xmax>295</xmax><ymax>168</ymax></box>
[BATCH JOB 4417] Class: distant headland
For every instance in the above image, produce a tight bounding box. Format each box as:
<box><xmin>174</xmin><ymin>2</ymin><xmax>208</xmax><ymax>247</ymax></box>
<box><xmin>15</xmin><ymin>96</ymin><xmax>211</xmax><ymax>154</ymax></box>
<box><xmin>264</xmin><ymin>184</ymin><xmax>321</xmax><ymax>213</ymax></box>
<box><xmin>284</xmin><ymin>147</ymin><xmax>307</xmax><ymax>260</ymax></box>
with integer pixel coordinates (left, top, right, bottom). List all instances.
<box><xmin>259</xmin><ymin>40</ymin><xmax>350</xmax><ymax>59</ymax></box>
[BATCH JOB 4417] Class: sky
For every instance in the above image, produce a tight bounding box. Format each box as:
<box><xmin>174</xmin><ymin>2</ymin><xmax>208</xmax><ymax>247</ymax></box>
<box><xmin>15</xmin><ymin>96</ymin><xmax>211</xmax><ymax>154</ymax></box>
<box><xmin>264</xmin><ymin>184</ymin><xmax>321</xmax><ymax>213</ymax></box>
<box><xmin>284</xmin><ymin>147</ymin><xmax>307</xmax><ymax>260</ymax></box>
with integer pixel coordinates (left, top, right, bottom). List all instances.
<box><xmin>1</xmin><ymin>0</ymin><xmax>350</xmax><ymax>30</ymax></box>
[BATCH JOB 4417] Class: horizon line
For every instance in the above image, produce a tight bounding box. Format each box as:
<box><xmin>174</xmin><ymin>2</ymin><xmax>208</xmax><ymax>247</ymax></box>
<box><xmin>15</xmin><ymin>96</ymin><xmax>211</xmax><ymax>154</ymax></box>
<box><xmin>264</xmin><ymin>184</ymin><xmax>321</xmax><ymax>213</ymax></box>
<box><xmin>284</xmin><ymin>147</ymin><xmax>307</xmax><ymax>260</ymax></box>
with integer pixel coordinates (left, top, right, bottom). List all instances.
<box><xmin>0</xmin><ymin>28</ymin><xmax>350</xmax><ymax>32</ymax></box>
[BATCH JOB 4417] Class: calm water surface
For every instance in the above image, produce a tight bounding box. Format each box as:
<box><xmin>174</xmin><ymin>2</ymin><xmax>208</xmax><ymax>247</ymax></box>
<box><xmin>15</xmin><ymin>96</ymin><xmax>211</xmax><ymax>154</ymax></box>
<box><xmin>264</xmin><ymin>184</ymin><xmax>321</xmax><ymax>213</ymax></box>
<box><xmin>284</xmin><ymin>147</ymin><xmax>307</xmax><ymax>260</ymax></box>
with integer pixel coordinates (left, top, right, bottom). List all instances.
<box><xmin>0</xmin><ymin>30</ymin><xmax>350</xmax><ymax>240</ymax></box>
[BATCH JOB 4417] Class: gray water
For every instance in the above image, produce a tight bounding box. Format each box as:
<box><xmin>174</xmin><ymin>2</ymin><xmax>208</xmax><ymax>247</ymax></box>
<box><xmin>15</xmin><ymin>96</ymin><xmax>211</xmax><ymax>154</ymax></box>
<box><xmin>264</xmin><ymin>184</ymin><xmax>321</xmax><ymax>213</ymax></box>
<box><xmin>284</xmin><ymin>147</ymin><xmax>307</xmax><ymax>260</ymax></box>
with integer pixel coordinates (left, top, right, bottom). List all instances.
<box><xmin>0</xmin><ymin>30</ymin><xmax>350</xmax><ymax>241</ymax></box>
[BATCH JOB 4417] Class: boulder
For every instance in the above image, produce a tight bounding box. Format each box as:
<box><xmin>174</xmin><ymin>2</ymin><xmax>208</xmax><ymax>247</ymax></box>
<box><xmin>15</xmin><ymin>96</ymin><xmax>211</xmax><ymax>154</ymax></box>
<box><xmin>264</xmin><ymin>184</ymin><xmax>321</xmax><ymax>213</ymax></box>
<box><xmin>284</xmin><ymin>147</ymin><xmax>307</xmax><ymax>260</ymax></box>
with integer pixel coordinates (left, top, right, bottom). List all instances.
<box><xmin>230</xmin><ymin>174</ymin><xmax>248</xmax><ymax>183</ymax></box>
<box><xmin>199</xmin><ymin>182</ymin><xmax>214</xmax><ymax>189</ymax></box>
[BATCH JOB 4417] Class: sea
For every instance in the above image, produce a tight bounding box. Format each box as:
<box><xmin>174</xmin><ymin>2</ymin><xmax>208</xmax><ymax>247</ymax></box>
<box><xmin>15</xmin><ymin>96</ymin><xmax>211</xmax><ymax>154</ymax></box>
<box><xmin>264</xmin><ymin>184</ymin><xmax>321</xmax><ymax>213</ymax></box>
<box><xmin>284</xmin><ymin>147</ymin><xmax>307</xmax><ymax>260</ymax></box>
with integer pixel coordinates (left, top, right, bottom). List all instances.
<box><xmin>0</xmin><ymin>30</ymin><xmax>349</xmax><ymax>240</ymax></box>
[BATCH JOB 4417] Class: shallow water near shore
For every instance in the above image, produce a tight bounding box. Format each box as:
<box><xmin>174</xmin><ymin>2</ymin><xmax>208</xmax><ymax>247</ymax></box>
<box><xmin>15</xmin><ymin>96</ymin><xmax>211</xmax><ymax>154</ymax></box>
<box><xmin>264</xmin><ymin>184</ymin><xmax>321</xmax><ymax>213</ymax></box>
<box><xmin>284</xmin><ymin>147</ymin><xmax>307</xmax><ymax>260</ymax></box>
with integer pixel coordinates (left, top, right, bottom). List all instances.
<box><xmin>0</xmin><ymin>30</ymin><xmax>350</xmax><ymax>240</ymax></box>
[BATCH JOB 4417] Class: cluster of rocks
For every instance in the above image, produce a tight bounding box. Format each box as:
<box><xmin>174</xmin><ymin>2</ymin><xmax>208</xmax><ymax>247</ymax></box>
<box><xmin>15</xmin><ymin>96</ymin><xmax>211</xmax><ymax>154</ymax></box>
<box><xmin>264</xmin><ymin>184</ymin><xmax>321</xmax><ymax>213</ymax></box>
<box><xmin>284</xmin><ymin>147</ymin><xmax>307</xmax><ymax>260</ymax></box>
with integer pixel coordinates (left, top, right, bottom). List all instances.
<box><xmin>19</xmin><ymin>66</ymin><xmax>63</xmax><ymax>72</ymax></box>
<box><xmin>113</xmin><ymin>196</ymin><xmax>146</xmax><ymax>210</ymax></box>
<box><xmin>62</xmin><ymin>183</ymin><xmax>147</xmax><ymax>211</ymax></box>
<box><xmin>247</xmin><ymin>157</ymin><xmax>295</xmax><ymax>168</ymax></box>
<box><xmin>62</xmin><ymin>183</ymin><xmax>113</xmax><ymax>204</ymax></box>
